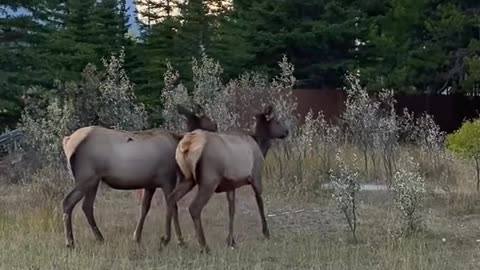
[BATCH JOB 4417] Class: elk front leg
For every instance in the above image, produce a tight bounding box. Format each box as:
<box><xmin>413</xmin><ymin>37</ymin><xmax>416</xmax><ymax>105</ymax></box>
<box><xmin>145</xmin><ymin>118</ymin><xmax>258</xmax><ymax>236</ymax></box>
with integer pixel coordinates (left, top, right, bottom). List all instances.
<box><xmin>226</xmin><ymin>190</ymin><xmax>236</xmax><ymax>248</ymax></box>
<box><xmin>252</xmin><ymin>184</ymin><xmax>270</xmax><ymax>239</ymax></box>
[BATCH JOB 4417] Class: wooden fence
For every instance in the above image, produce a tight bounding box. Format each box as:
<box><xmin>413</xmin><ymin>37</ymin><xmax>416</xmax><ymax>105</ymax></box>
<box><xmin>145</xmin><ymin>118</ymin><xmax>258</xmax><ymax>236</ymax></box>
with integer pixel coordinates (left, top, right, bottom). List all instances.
<box><xmin>293</xmin><ymin>89</ymin><xmax>480</xmax><ymax>133</ymax></box>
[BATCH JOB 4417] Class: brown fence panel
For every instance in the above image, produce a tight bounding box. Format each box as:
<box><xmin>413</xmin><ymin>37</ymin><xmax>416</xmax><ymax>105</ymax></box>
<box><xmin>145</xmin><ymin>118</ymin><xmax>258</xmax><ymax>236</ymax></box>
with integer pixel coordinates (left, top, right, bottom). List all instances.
<box><xmin>293</xmin><ymin>89</ymin><xmax>346</xmax><ymax>125</ymax></box>
<box><xmin>293</xmin><ymin>89</ymin><xmax>480</xmax><ymax>133</ymax></box>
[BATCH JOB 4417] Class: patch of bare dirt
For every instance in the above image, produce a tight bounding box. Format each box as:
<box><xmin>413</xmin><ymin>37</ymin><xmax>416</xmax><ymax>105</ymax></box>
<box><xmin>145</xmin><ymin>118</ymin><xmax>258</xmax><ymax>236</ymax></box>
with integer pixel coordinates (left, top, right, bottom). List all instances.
<box><xmin>97</xmin><ymin>185</ymin><xmax>344</xmax><ymax>245</ymax></box>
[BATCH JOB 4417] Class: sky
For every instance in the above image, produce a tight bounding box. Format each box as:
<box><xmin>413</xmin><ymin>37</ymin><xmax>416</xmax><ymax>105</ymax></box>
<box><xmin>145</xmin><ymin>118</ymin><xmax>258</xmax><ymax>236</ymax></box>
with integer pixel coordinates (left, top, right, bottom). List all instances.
<box><xmin>126</xmin><ymin>0</ymin><xmax>141</xmax><ymax>35</ymax></box>
<box><xmin>2</xmin><ymin>1</ymin><xmax>232</xmax><ymax>36</ymax></box>
<box><xmin>1</xmin><ymin>1</ymin><xmax>141</xmax><ymax>35</ymax></box>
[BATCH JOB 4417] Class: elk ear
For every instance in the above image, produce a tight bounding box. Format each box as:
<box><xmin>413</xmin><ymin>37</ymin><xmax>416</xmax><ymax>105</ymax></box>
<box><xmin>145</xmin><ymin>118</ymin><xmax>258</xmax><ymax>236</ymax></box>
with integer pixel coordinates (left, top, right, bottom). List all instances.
<box><xmin>193</xmin><ymin>104</ymin><xmax>205</xmax><ymax>117</ymax></box>
<box><xmin>176</xmin><ymin>104</ymin><xmax>193</xmax><ymax>117</ymax></box>
<box><xmin>263</xmin><ymin>104</ymin><xmax>274</xmax><ymax>120</ymax></box>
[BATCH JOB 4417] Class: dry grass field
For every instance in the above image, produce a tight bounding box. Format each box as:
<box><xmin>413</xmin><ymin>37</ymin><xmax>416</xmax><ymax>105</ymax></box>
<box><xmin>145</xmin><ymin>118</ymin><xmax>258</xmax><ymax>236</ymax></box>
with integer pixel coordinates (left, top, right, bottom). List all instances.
<box><xmin>2</xmin><ymin>174</ymin><xmax>480</xmax><ymax>270</ymax></box>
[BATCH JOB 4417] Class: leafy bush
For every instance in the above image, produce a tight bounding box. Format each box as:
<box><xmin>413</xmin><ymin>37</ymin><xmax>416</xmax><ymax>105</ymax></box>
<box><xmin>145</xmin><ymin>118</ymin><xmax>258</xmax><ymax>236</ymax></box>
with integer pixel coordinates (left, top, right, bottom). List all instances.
<box><xmin>447</xmin><ymin>119</ymin><xmax>480</xmax><ymax>191</ymax></box>
<box><xmin>160</xmin><ymin>50</ymin><xmax>297</xmax><ymax>132</ymax></box>
<box><xmin>65</xmin><ymin>64</ymin><xmax>101</xmax><ymax>127</ymax></box>
<box><xmin>265</xmin><ymin>110</ymin><xmax>340</xmax><ymax>197</ymax></box>
<box><xmin>97</xmin><ymin>49</ymin><xmax>147</xmax><ymax>131</ymax></box>
<box><xmin>341</xmin><ymin>73</ymin><xmax>400</xmax><ymax>179</ymax></box>
<box><xmin>330</xmin><ymin>150</ymin><xmax>361</xmax><ymax>243</ymax></box>
<box><xmin>15</xmin><ymin>49</ymin><xmax>147</xmax><ymax>187</ymax></box>
<box><xmin>192</xmin><ymin>49</ymin><xmax>238</xmax><ymax>131</ymax></box>
<box><xmin>159</xmin><ymin>62</ymin><xmax>191</xmax><ymax>131</ymax></box>
<box><xmin>19</xmin><ymin>92</ymin><xmax>78</xmax><ymax>170</ymax></box>
<box><xmin>389</xmin><ymin>156</ymin><xmax>426</xmax><ymax>235</ymax></box>
<box><xmin>14</xmin><ymin>90</ymin><xmax>78</xmax><ymax>190</ymax></box>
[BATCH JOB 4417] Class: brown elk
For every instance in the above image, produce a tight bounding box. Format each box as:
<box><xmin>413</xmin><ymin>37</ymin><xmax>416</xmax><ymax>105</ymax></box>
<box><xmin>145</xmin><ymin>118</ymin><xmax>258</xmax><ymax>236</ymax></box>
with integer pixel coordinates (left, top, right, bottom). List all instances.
<box><xmin>61</xmin><ymin>104</ymin><xmax>218</xmax><ymax>248</ymax></box>
<box><xmin>167</xmin><ymin>104</ymin><xmax>289</xmax><ymax>253</ymax></box>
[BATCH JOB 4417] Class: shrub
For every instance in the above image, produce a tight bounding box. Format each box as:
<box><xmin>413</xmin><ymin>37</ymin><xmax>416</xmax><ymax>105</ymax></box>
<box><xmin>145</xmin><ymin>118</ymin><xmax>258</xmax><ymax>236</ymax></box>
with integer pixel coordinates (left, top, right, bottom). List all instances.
<box><xmin>389</xmin><ymin>156</ymin><xmax>426</xmax><ymax>235</ymax></box>
<box><xmin>15</xmin><ymin>49</ymin><xmax>147</xmax><ymax>189</ymax></box>
<box><xmin>342</xmin><ymin>73</ymin><xmax>378</xmax><ymax>175</ymax></box>
<box><xmin>97</xmin><ymin>49</ymin><xmax>148</xmax><ymax>131</ymax></box>
<box><xmin>65</xmin><ymin>64</ymin><xmax>102</xmax><ymax>127</ymax></box>
<box><xmin>265</xmin><ymin>110</ymin><xmax>339</xmax><ymax>197</ymax></box>
<box><xmin>192</xmin><ymin>49</ymin><xmax>238</xmax><ymax>131</ymax></box>
<box><xmin>330</xmin><ymin>150</ymin><xmax>361</xmax><ymax>243</ymax></box>
<box><xmin>159</xmin><ymin>62</ymin><xmax>191</xmax><ymax>131</ymax></box>
<box><xmin>447</xmin><ymin>119</ymin><xmax>480</xmax><ymax>192</ymax></box>
<box><xmin>223</xmin><ymin>54</ymin><xmax>298</xmax><ymax>131</ymax></box>
<box><xmin>159</xmin><ymin>50</ymin><xmax>297</xmax><ymax>132</ymax></box>
<box><xmin>19</xmin><ymin>92</ymin><xmax>78</xmax><ymax>171</ymax></box>
<box><xmin>267</xmin><ymin>55</ymin><xmax>298</xmax><ymax>129</ymax></box>
<box><xmin>374</xmin><ymin>90</ymin><xmax>400</xmax><ymax>180</ymax></box>
<box><xmin>341</xmin><ymin>73</ymin><xmax>400</xmax><ymax>180</ymax></box>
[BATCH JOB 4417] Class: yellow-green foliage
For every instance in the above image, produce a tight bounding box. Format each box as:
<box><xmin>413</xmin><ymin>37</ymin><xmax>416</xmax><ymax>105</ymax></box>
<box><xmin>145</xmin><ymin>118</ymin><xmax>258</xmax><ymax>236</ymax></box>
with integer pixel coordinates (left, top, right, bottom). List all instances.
<box><xmin>447</xmin><ymin>119</ymin><xmax>480</xmax><ymax>192</ymax></box>
<box><xmin>447</xmin><ymin>119</ymin><xmax>480</xmax><ymax>159</ymax></box>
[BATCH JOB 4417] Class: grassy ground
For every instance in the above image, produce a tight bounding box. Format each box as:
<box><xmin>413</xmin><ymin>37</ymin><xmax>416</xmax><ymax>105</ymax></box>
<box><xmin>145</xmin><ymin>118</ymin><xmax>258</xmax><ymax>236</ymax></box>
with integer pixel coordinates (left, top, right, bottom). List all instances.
<box><xmin>1</xmin><ymin>180</ymin><xmax>480</xmax><ymax>270</ymax></box>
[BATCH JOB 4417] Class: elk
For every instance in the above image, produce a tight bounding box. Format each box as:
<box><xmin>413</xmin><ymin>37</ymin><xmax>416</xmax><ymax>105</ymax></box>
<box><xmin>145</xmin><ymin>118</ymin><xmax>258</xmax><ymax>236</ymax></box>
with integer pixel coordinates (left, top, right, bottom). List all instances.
<box><xmin>167</xmin><ymin>104</ymin><xmax>289</xmax><ymax>253</ymax></box>
<box><xmin>61</xmin><ymin>104</ymin><xmax>218</xmax><ymax>248</ymax></box>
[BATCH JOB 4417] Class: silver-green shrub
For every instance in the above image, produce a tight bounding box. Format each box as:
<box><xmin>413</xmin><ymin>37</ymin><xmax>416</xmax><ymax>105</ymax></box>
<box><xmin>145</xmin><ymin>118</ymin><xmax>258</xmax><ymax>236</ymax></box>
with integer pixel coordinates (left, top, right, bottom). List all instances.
<box><xmin>330</xmin><ymin>150</ymin><xmax>361</xmax><ymax>243</ymax></box>
<box><xmin>389</xmin><ymin>156</ymin><xmax>426</xmax><ymax>235</ymax></box>
<box><xmin>97</xmin><ymin>49</ymin><xmax>147</xmax><ymax>131</ymax></box>
<box><xmin>16</xmin><ymin>49</ymin><xmax>147</xmax><ymax>186</ymax></box>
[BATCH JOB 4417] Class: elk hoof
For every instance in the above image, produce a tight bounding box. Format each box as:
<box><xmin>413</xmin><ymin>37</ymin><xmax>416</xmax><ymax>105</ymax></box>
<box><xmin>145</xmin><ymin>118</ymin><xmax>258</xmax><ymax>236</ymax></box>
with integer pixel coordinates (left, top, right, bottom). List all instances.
<box><xmin>160</xmin><ymin>236</ymin><xmax>170</xmax><ymax>246</ymax></box>
<box><xmin>200</xmin><ymin>246</ymin><xmax>211</xmax><ymax>254</ymax></box>
<box><xmin>177</xmin><ymin>240</ymin><xmax>186</xmax><ymax>247</ymax></box>
<box><xmin>263</xmin><ymin>228</ymin><xmax>270</xmax><ymax>239</ymax></box>
<box><xmin>133</xmin><ymin>233</ymin><xmax>141</xmax><ymax>243</ymax></box>
<box><xmin>226</xmin><ymin>237</ymin><xmax>236</xmax><ymax>249</ymax></box>
<box><xmin>96</xmin><ymin>235</ymin><xmax>105</xmax><ymax>243</ymax></box>
<box><xmin>66</xmin><ymin>242</ymin><xmax>74</xmax><ymax>249</ymax></box>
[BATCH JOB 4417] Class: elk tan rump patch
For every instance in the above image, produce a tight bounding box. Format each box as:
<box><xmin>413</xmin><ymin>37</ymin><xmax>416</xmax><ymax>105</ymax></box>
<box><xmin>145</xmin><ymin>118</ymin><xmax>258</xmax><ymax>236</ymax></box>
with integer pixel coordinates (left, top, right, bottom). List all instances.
<box><xmin>62</xmin><ymin>126</ymin><xmax>95</xmax><ymax>162</ymax></box>
<box><xmin>175</xmin><ymin>130</ymin><xmax>207</xmax><ymax>181</ymax></box>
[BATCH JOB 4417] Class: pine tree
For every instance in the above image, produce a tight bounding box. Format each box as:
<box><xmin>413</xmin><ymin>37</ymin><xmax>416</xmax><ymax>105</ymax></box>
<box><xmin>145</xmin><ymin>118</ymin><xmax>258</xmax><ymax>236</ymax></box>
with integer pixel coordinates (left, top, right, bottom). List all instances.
<box><xmin>136</xmin><ymin>0</ymin><xmax>181</xmax><ymax>28</ymax></box>
<box><xmin>0</xmin><ymin>0</ymin><xmax>41</xmax><ymax>129</ymax></box>
<box><xmin>34</xmin><ymin>0</ymin><xmax>135</xmax><ymax>84</ymax></box>
<box><xmin>362</xmin><ymin>0</ymin><xmax>480</xmax><ymax>94</ymax></box>
<box><xmin>208</xmin><ymin>0</ymin><xmax>254</xmax><ymax>79</ymax></box>
<box><xmin>170</xmin><ymin>0</ymin><xmax>212</xmax><ymax>90</ymax></box>
<box><xmin>36</xmin><ymin>0</ymin><xmax>98</xmax><ymax>84</ymax></box>
<box><xmin>140</xmin><ymin>17</ymin><xmax>183</xmax><ymax>114</ymax></box>
<box><xmin>226</xmin><ymin>0</ymin><xmax>366</xmax><ymax>88</ymax></box>
<box><xmin>94</xmin><ymin>0</ymin><xmax>125</xmax><ymax>58</ymax></box>
<box><xmin>135</xmin><ymin>0</ymin><xmax>184</xmax><ymax>122</ymax></box>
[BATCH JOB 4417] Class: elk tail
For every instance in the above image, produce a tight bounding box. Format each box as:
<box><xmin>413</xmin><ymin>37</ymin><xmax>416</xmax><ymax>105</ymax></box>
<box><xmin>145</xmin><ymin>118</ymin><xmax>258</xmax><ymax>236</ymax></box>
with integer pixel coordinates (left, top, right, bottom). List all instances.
<box><xmin>62</xmin><ymin>127</ymin><xmax>93</xmax><ymax>180</ymax></box>
<box><xmin>175</xmin><ymin>130</ymin><xmax>207</xmax><ymax>182</ymax></box>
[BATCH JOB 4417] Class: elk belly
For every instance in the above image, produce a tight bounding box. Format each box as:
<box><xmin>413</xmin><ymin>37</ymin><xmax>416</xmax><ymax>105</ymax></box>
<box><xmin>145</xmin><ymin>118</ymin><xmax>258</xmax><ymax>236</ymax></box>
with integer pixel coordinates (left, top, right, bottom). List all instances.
<box><xmin>215</xmin><ymin>177</ymin><xmax>250</xmax><ymax>193</ymax></box>
<box><xmin>102</xmin><ymin>142</ymin><xmax>166</xmax><ymax>188</ymax></box>
<box><xmin>221</xmin><ymin>139</ymin><xmax>254</xmax><ymax>181</ymax></box>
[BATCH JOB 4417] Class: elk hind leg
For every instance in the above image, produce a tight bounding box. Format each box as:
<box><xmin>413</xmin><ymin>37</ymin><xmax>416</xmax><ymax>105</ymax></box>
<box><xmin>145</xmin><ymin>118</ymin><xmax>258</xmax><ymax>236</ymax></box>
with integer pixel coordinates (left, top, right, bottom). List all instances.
<box><xmin>161</xmin><ymin>187</ymin><xmax>184</xmax><ymax>246</ymax></box>
<box><xmin>189</xmin><ymin>183</ymin><xmax>216</xmax><ymax>253</ymax></box>
<box><xmin>81</xmin><ymin>181</ymin><xmax>104</xmax><ymax>242</ymax></box>
<box><xmin>133</xmin><ymin>188</ymin><xmax>155</xmax><ymax>243</ymax></box>
<box><xmin>63</xmin><ymin>187</ymin><xmax>86</xmax><ymax>248</ymax></box>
